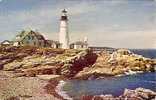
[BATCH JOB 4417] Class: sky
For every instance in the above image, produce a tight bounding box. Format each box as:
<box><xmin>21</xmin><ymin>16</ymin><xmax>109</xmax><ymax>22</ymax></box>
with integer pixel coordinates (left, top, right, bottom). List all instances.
<box><xmin>0</xmin><ymin>0</ymin><xmax>156</xmax><ymax>49</ymax></box>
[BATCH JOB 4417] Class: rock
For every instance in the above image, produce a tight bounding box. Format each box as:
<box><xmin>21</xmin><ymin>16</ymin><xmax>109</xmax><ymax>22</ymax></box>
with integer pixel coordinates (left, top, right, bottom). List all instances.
<box><xmin>79</xmin><ymin>88</ymin><xmax>156</xmax><ymax>100</ymax></box>
<box><xmin>122</xmin><ymin>88</ymin><xmax>156</xmax><ymax>100</ymax></box>
<box><xmin>0</xmin><ymin>59</ymin><xmax>13</xmax><ymax>70</ymax></box>
<box><xmin>135</xmin><ymin>88</ymin><xmax>156</xmax><ymax>99</ymax></box>
<box><xmin>94</xmin><ymin>94</ymin><xmax>115</xmax><ymax>100</ymax></box>
<box><xmin>0</xmin><ymin>46</ymin><xmax>155</xmax><ymax>79</ymax></box>
<box><xmin>0</xmin><ymin>46</ymin><xmax>97</xmax><ymax>77</ymax></box>
<box><xmin>36</xmin><ymin>75</ymin><xmax>61</xmax><ymax>80</ymax></box>
<box><xmin>75</xmin><ymin>49</ymin><xmax>155</xmax><ymax>79</ymax></box>
<box><xmin>22</xmin><ymin>65</ymin><xmax>59</xmax><ymax>77</ymax></box>
<box><xmin>57</xmin><ymin>49</ymin><xmax>97</xmax><ymax>77</ymax></box>
<box><xmin>80</xmin><ymin>95</ymin><xmax>93</xmax><ymax>100</ymax></box>
<box><xmin>3</xmin><ymin>61</ymin><xmax>23</xmax><ymax>71</ymax></box>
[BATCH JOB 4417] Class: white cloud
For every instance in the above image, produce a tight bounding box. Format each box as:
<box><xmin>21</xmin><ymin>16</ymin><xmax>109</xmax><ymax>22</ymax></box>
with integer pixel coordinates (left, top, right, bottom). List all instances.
<box><xmin>0</xmin><ymin>1</ymin><xmax>95</xmax><ymax>27</ymax></box>
<box><xmin>89</xmin><ymin>30</ymin><xmax>156</xmax><ymax>49</ymax></box>
<box><xmin>0</xmin><ymin>0</ymin><xmax>156</xmax><ymax>48</ymax></box>
<box><xmin>68</xmin><ymin>3</ymin><xmax>96</xmax><ymax>16</ymax></box>
<box><xmin>0</xmin><ymin>2</ymin><xmax>96</xmax><ymax>41</ymax></box>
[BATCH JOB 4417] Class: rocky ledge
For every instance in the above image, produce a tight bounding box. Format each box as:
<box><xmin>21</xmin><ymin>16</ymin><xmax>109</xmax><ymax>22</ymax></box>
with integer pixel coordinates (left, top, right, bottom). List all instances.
<box><xmin>80</xmin><ymin>88</ymin><xmax>156</xmax><ymax>100</ymax></box>
<box><xmin>0</xmin><ymin>45</ymin><xmax>97</xmax><ymax>77</ymax></box>
<box><xmin>0</xmin><ymin>46</ymin><xmax>155</xmax><ymax>79</ymax></box>
<box><xmin>75</xmin><ymin>49</ymin><xmax>155</xmax><ymax>79</ymax></box>
<box><xmin>0</xmin><ymin>46</ymin><xmax>156</xmax><ymax>100</ymax></box>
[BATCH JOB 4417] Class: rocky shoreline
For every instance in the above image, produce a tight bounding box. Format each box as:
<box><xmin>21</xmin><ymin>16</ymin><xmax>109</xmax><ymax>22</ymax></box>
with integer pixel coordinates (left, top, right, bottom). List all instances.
<box><xmin>80</xmin><ymin>88</ymin><xmax>156</xmax><ymax>100</ymax></box>
<box><xmin>0</xmin><ymin>46</ymin><xmax>155</xmax><ymax>78</ymax></box>
<box><xmin>53</xmin><ymin>79</ymin><xmax>156</xmax><ymax>100</ymax></box>
<box><xmin>75</xmin><ymin>49</ymin><xmax>155</xmax><ymax>79</ymax></box>
<box><xmin>55</xmin><ymin>80</ymin><xmax>73</xmax><ymax>100</ymax></box>
<box><xmin>1</xmin><ymin>71</ymin><xmax>155</xmax><ymax>100</ymax></box>
<box><xmin>0</xmin><ymin>45</ymin><xmax>156</xmax><ymax>100</ymax></box>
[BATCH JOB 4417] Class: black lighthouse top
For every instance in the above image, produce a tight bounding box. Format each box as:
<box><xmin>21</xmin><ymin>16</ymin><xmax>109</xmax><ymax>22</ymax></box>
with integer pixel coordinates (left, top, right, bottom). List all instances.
<box><xmin>61</xmin><ymin>9</ymin><xmax>68</xmax><ymax>21</ymax></box>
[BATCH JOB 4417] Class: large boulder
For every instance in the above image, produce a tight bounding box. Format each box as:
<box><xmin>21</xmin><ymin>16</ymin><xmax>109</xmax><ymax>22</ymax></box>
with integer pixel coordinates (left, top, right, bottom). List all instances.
<box><xmin>79</xmin><ymin>88</ymin><xmax>156</xmax><ymax>100</ymax></box>
<box><xmin>121</xmin><ymin>88</ymin><xmax>156</xmax><ymax>100</ymax></box>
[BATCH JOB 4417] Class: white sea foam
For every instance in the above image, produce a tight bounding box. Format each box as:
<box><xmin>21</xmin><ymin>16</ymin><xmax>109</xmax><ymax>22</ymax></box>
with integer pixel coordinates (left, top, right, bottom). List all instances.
<box><xmin>124</xmin><ymin>70</ymin><xmax>143</xmax><ymax>75</ymax></box>
<box><xmin>124</xmin><ymin>70</ymin><xmax>137</xmax><ymax>75</ymax></box>
<box><xmin>115</xmin><ymin>70</ymin><xmax>143</xmax><ymax>77</ymax></box>
<box><xmin>143</xmin><ymin>80</ymin><xmax>156</xmax><ymax>84</ymax></box>
<box><xmin>55</xmin><ymin>80</ymin><xmax>73</xmax><ymax>100</ymax></box>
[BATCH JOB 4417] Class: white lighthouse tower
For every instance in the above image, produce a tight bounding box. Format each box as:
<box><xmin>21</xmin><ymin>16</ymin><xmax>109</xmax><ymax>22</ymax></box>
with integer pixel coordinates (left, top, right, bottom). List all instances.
<box><xmin>59</xmin><ymin>9</ymin><xmax>69</xmax><ymax>49</ymax></box>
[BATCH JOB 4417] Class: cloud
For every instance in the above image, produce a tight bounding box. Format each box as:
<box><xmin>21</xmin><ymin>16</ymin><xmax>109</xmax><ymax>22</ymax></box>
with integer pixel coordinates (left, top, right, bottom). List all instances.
<box><xmin>0</xmin><ymin>1</ymin><xmax>96</xmax><ymax>41</ymax></box>
<box><xmin>89</xmin><ymin>30</ymin><xmax>156</xmax><ymax>49</ymax></box>
<box><xmin>68</xmin><ymin>3</ymin><xmax>96</xmax><ymax>16</ymax></box>
<box><xmin>0</xmin><ymin>0</ymin><xmax>156</xmax><ymax>48</ymax></box>
<box><xmin>109</xmin><ymin>0</ymin><xmax>128</xmax><ymax>5</ymax></box>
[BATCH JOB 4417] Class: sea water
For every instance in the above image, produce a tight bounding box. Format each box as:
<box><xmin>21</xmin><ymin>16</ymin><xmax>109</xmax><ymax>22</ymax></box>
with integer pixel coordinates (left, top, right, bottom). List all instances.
<box><xmin>63</xmin><ymin>72</ymin><xmax>156</xmax><ymax>98</ymax></box>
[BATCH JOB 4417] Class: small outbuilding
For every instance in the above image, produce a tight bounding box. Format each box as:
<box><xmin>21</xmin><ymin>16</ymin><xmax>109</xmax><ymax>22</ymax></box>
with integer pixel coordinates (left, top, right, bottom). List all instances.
<box><xmin>1</xmin><ymin>40</ymin><xmax>13</xmax><ymax>46</ymax></box>
<box><xmin>70</xmin><ymin>41</ymin><xmax>88</xmax><ymax>49</ymax></box>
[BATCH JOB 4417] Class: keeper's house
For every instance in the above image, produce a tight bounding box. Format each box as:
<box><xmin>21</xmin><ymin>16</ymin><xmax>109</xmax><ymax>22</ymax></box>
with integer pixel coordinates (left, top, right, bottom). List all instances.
<box><xmin>13</xmin><ymin>30</ymin><xmax>61</xmax><ymax>48</ymax></box>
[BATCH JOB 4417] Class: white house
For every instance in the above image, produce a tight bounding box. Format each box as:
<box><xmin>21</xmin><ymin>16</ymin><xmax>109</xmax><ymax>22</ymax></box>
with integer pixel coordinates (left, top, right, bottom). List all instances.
<box><xmin>1</xmin><ymin>40</ymin><xmax>13</xmax><ymax>46</ymax></box>
<box><xmin>70</xmin><ymin>41</ymin><xmax>88</xmax><ymax>49</ymax></box>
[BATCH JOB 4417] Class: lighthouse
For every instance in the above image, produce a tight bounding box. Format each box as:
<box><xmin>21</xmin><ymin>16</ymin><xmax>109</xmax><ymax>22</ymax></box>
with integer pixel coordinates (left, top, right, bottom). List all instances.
<box><xmin>59</xmin><ymin>9</ymin><xmax>69</xmax><ymax>49</ymax></box>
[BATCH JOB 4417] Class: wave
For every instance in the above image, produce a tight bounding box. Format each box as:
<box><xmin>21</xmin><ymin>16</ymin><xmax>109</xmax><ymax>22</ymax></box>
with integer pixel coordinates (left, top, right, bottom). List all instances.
<box><xmin>143</xmin><ymin>80</ymin><xmax>156</xmax><ymax>84</ymax></box>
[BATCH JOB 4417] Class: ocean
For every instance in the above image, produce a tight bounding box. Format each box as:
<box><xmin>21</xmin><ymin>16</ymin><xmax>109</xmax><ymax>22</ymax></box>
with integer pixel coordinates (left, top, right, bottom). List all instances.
<box><xmin>63</xmin><ymin>72</ymin><xmax>156</xmax><ymax>98</ymax></box>
<box><xmin>131</xmin><ymin>49</ymin><xmax>156</xmax><ymax>59</ymax></box>
<box><xmin>62</xmin><ymin>49</ymin><xmax>156</xmax><ymax>99</ymax></box>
